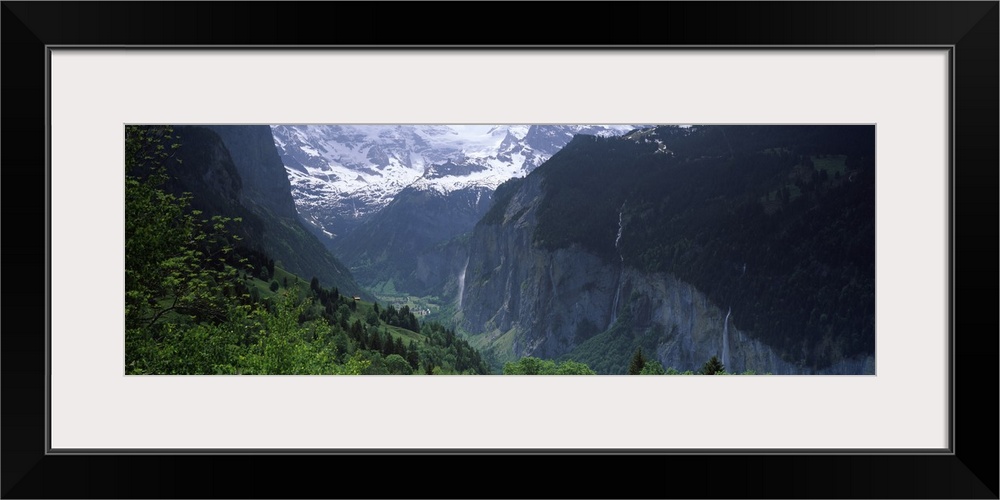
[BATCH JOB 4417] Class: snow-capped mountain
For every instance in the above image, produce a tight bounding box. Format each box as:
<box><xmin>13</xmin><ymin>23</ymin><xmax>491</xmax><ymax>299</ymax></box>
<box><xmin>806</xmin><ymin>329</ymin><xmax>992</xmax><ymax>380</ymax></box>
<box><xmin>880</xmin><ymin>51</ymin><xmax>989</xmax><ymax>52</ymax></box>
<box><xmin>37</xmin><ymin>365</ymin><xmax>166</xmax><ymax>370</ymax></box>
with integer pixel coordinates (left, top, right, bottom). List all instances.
<box><xmin>270</xmin><ymin>124</ymin><xmax>638</xmax><ymax>241</ymax></box>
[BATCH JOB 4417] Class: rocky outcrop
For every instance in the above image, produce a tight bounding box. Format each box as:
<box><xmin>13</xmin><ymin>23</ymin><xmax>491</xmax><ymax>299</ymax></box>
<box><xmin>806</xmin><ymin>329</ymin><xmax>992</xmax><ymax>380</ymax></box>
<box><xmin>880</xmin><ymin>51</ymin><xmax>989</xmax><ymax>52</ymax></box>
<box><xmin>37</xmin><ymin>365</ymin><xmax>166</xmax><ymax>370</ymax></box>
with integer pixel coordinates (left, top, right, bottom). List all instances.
<box><xmin>459</xmin><ymin>171</ymin><xmax>875</xmax><ymax>374</ymax></box>
<box><xmin>334</xmin><ymin>186</ymin><xmax>492</xmax><ymax>296</ymax></box>
<box><xmin>163</xmin><ymin>126</ymin><xmax>369</xmax><ymax>299</ymax></box>
<box><xmin>611</xmin><ymin>268</ymin><xmax>874</xmax><ymax>374</ymax></box>
<box><xmin>204</xmin><ymin>125</ymin><xmax>299</xmax><ymax>219</ymax></box>
<box><xmin>461</xmin><ymin>173</ymin><xmax>625</xmax><ymax>360</ymax></box>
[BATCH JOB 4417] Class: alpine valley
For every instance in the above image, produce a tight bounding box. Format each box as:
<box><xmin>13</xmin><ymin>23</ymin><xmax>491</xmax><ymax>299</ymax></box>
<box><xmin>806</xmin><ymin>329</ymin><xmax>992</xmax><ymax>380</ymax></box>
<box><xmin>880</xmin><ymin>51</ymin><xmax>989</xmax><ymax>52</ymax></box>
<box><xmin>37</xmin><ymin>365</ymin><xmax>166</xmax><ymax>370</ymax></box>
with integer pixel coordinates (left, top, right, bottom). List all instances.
<box><xmin>124</xmin><ymin>124</ymin><xmax>875</xmax><ymax>375</ymax></box>
<box><xmin>272</xmin><ymin>125</ymin><xmax>638</xmax><ymax>300</ymax></box>
<box><xmin>270</xmin><ymin>124</ymin><xmax>876</xmax><ymax>374</ymax></box>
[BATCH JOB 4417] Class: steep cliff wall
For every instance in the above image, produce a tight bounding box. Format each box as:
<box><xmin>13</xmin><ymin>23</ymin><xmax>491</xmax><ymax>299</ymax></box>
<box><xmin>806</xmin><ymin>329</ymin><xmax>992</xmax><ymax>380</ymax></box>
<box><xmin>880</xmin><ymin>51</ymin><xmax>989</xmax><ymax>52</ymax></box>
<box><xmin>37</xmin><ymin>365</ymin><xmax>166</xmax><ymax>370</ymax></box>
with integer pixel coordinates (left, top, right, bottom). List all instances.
<box><xmin>459</xmin><ymin>170</ymin><xmax>874</xmax><ymax>374</ymax></box>
<box><xmin>204</xmin><ymin>125</ymin><xmax>299</xmax><ymax>219</ymax></box>
<box><xmin>160</xmin><ymin>126</ymin><xmax>369</xmax><ymax>298</ymax></box>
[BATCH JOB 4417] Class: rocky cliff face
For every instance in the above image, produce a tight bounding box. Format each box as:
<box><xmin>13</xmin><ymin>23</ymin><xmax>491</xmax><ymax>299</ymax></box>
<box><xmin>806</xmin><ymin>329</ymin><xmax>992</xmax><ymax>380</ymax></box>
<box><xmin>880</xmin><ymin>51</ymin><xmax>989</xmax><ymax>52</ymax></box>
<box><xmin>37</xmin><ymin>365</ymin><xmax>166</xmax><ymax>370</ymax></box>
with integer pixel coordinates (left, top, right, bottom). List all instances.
<box><xmin>459</xmin><ymin>172</ymin><xmax>874</xmax><ymax>375</ymax></box>
<box><xmin>333</xmin><ymin>185</ymin><xmax>493</xmax><ymax>296</ymax></box>
<box><xmin>460</xmin><ymin>173</ymin><xmax>622</xmax><ymax>361</ymax></box>
<box><xmin>596</xmin><ymin>267</ymin><xmax>874</xmax><ymax>374</ymax></box>
<box><xmin>159</xmin><ymin>126</ymin><xmax>264</xmax><ymax>241</ymax></box>
<box><xmin>204</xmin><ymin>125</ymin><xmax>299</xmax><ymax>219</ymax></box>
<box><xmin>162</xmin><ymin>126</ymin><xmax>369</xmax><ymax>299</ymax></box>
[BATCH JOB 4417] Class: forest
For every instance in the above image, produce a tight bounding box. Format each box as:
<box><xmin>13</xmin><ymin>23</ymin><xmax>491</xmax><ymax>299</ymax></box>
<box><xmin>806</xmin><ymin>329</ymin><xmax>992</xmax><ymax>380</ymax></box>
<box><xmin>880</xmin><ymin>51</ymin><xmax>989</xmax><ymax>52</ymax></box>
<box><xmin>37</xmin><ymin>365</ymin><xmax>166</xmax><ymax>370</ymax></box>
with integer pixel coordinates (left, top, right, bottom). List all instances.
<box><xmin>126</xmin><ymin>124</ymin><xmax>873</xmax><ymax>374</ymax></box>
<box><xmin>124</xmin><ymin>126</ymin><xmax>489</xmax><ymax>375</ymax></box>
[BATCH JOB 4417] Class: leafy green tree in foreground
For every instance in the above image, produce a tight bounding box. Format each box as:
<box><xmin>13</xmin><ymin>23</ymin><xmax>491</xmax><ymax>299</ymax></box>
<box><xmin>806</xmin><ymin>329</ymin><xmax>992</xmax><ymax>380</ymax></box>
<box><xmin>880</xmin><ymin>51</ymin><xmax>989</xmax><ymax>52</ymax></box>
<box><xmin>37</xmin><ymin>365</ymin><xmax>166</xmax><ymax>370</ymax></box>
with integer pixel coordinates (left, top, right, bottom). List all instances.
<box><xmin>552</xmin><ymin>360</ymin><xmax>597</xmax><ymax>375</ymax></box>
<box><xmin>384</xmin><ymin>354</ymin><xmax>413</xmax><ymax>375</ymax></box>
<box><xmin>124</xmin><ymin>125</ymin><xmax>495</xmax><ymax>376</ymax></box>
<box><xmin>125</xmin><ymin>126</ymin><xmax>347</xmax><ymax>375</ymax></box>
<box><xmin>502</xmin><ymin>357</ymin><xmax>596</xmax><ymax>375</ymax></box>
<box><xmin>125</xmin><ymin>125</ymin><xmax>243</xmax><ymax>334</ymax></box>
<box><xmin>639</xmin><ymin>360</ymin><xmax>666</xmax><ymax>375</ymax></box>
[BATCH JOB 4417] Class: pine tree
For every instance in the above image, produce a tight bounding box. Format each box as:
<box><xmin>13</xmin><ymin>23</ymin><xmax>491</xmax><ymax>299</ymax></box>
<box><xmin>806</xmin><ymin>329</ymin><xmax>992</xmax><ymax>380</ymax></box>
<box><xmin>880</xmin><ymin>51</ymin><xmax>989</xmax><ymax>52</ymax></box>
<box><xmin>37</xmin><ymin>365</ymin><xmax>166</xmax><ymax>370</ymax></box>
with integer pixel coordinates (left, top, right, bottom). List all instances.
<box><xmin>700</xmin><ymin>355</ymin><xmax>725</xmax><ymax>375</ymax></box>
<box><xmin>627</xmin><ymin>347</ymin><xmax>646</xmax><ymax>375</ymax></box>
<box><xmin>406</xmin><ymin>340</ymin><xmax>420</xmax><ymax>370</ymax></box>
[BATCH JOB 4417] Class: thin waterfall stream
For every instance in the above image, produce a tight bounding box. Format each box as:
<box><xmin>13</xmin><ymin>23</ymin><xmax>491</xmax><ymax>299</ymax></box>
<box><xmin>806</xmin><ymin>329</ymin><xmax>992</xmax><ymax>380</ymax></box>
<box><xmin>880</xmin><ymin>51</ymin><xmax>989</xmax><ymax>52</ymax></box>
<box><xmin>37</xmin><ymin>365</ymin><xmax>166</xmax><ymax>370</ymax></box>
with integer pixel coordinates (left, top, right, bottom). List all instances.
<box><xmin>457</xmin><ymin>257</ymin><xmax>469</xmax><ymax>309</ymax></box>
<box><xmin>722</xmin><ymin>307</ymin><xmax>731</xmax><ymax>370</ymax></box>
<box><xmin>608</xmin><ymin>202</ymin><xmax>626</xmax><ymax>329</ymax></box>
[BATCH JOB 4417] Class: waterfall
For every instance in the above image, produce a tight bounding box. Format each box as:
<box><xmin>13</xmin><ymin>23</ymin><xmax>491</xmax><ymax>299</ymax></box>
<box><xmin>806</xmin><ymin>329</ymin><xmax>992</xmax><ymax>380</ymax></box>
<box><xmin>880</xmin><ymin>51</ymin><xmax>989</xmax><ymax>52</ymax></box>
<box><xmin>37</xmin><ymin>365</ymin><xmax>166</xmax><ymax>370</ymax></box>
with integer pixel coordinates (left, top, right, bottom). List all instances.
<box><xmin>722</xmin><ymin>307</ymin><xmax>731</xmax><ymax>370</ymax></box>
<box><xmin>608</xmin><ymin>202</ymin><xmax>626</xmax><ymax>329</ymax></box>
<box><xmin>609</xmin><ymin>272</ymin><xmax>624</xmax><ymax>328</ymax></box>
<box><xmin>457</xmin><ymin>257</ymin><xmax>469</xmax><ymax>309</ymax></box>
<box><xmin>614</xmin><ymin>207</ymin><xmax>625</xmax><ymax>261</ymax></box>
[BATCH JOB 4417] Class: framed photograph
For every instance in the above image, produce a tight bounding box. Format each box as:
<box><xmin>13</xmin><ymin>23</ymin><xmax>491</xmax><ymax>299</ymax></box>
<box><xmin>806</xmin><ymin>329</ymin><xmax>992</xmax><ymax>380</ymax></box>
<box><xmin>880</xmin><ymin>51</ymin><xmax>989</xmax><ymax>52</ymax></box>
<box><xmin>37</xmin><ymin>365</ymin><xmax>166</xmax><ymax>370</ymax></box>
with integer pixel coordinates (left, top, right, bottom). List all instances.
<box><xmin>4</xmin><ymin>2</ymin><xmax>996</xmax><ymax>498</ymax></box>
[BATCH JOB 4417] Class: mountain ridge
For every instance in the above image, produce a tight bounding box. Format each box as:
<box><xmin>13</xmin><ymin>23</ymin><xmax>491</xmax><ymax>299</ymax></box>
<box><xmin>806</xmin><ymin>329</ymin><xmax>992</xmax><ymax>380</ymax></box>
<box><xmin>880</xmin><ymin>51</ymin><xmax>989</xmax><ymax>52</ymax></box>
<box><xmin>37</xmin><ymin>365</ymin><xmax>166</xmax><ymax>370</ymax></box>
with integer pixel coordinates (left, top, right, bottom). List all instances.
<box><xmin>459</xmin><ymin>125</ymin><xmax>876</xmax><ymax>373</ymax></box>
<box><xmin>157</xmin><ymin>125</ymin><xmax>371</xmax><ymax>299</ymax></box>
<box><xmin>271</xmin><ymin>124</ymin><xmax>638</xmax><ymax>242</ymax></box>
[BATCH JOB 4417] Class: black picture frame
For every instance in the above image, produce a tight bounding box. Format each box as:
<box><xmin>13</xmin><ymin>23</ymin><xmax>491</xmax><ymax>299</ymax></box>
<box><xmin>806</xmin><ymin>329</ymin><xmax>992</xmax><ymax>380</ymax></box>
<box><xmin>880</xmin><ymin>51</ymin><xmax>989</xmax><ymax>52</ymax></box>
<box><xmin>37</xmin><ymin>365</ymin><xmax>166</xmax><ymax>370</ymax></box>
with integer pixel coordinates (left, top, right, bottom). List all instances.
<box><xmin>3</xmin><ymin>2</ymin><xmax>996</xmax><ymax>498</ymax></box>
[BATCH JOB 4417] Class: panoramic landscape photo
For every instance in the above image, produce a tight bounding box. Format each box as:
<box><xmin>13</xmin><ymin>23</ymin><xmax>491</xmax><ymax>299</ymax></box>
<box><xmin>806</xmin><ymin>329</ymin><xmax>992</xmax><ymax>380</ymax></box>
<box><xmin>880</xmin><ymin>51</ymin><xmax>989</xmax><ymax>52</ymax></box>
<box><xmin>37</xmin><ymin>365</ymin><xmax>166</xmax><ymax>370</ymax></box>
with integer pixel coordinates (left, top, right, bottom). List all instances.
<box><xmin>125</xmin><ymin>124</ymin><xmax>875</xmax><ymax>375</ymax></box>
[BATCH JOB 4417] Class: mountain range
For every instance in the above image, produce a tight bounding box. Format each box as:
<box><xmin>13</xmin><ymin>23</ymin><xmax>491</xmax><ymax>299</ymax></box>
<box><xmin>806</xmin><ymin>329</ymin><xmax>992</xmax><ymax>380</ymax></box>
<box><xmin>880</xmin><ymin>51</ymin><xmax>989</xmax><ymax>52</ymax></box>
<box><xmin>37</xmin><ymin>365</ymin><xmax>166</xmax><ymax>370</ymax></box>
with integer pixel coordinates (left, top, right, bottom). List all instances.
<box><xmin>270</xmin><ymin>125</ymin><xmax>637</xmax><ymax>242</ymax></box>
<box><xmin>458</xmin><ymin>125</ymin><xmax>876</xmax><ymax>373</ymax></box>
<box><xmin>149</xmin><ymin>123</ymin><xmax>876</xmax><ymax>374</ymax></box>
<box><xmin>139</xmin><ymin>125</ymin><xmax>370</xmax><ymax>299</ymax></box>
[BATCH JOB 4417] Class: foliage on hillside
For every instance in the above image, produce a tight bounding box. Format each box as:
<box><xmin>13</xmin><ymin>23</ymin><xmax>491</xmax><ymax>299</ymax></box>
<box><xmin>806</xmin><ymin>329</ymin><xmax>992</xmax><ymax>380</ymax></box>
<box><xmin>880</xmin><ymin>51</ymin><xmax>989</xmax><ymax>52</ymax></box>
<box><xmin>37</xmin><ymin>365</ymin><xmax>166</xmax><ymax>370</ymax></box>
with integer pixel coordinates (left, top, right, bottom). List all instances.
<box><xmin>478</xmin><ymin>176</ymin><xmax>526</xmax><ymax>226</ymax></box>
<box><xmin>502</xmin><ymin>357</ymin><xmax>596</xmax><ymax>375</ymax></box>
<box><xmin>557</xmin><ymin>299</ymin><xmax>668</xmax><ymax>375</ymax></box>
<box><xmin>142</xmin><ymin>125</ymin><xmax>369</xmax><ymax>299</ymax></box>
<box><xmin>499</xmin><ymin>351</ymin><xmax>764</xmax><ymax>376</ymax></box>
<box><xmin>125</xmin><ymin>126</ymin><xmax>487</xmax><ymax>375</ymax></box>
